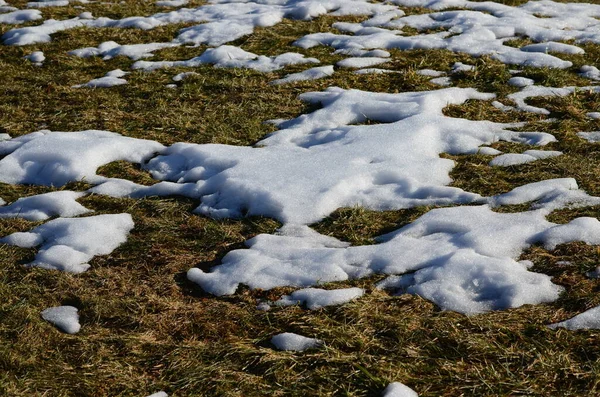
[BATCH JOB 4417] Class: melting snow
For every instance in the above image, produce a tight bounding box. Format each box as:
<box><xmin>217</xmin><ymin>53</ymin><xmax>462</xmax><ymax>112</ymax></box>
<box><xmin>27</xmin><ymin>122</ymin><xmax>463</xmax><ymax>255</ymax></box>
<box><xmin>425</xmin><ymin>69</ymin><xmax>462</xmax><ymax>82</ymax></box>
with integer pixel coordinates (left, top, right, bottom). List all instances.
<box><xmin>382</xmin><ymin>382</ymin><xmax>419</xmax><ymax>397</ymax></box>
<box><xmin>549</xmin><ymin>306</ymin><xmax>600</xmax><ymax>330</ymax></box>
<box><xmin>0</xmin><ymin>191</ymin><xmax>91</xmax><ymax>221</ymax></box>
<box><xmin>489</xmin><ymin>150</ymin><xmax>562</xmax><ymax>167</ymax></box>
<box><xmin>275</xmin><ymin>287</ymin><xmax>364</xmax><ymax>309</ymax></box>
<box><xmin>271</xmin><ymin>332</ymin><xmax>323</xmax><ymax>351</ymax></box>
<box><xmin>73</xmin><ymin>69</ymin><xmax>129</xmax><ymax>88</ymax></box>
<box><xmin>41</xmin><ymin>306</ymin><xmax>80</xmax><ymax>334</ymax></box>
<box><xmin>1</xmin><ymin>214</ymin><xmax>134</xmax><ymax>273</ymax></box>
<box><xmin>271</xmin><ymin>65</ymin><xmax>334</xmax><ymax>85</ymax></box>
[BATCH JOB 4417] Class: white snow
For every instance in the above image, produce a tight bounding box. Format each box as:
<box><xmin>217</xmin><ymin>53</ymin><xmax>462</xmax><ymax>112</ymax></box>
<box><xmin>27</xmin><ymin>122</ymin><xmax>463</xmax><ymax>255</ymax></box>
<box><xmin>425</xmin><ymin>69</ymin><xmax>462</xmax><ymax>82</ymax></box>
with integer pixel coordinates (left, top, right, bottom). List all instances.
<box><xmin>120</xmin><ymin>87</ymin><xmax>554</xmax><ymax>225</ymax></box>
<box><xmin>275</xmin><ymin>287</ymin><xmax>364</xmax><ymax>309</ymax></box>
<box><xmin>1</xmin><ymin>213</ymin><xmax>134</xmax><ymax>273</ymax></box>
<box><xmin>133</xmin><ymin>45</ymin><xmax>319</xmax><ymax>73</ymax></box>
<box><xmin>354</xmin><ymin>68</ymin><xmax>395</xmax><ymax>75</ymax></box>
<box><xmin>508</xmin><ymin>77</ymin><xmax>534</xmax><ymax>88</ymax></box>
<box><xmin>0</xmin><ymin>191</ymin><xmax>91</xmax><ymax>221</ymax></box>
<box><xmin>489</xmin><ymin>150</ymin><xmax>562</xmax><ymax>167</ymax></box>
<box><xmin>577</xmin><ymin>131</ymin><xmax>600</xmax><ymax>143</ymax></box>
<box><xmin>73</xmin><ymin>69</ymin><xmax>128</xmax><ymax>88</ymax></box>
<box><xmin>187</xmin><ymin>204</ymin><xmax>600</xmax><ymax>314</ymax></box>
<box><xmin>587</xmin><ymin>112</ymin><xmax>600</xmax><ymax>120</ymax></box>
<box><xmin>271</xmin><ymin>332</ymin><xmax>323</xmax><ymax>351</ymax></box>
<box><xmin>0</xmin><ymin>129</ymin><xmax>165</xmax><ymax>186</ymax></box>
<box><xmin>549</xmin><ymin>306</ymin><xmax>600</xmax><ymax>330</ymax></box>
<box><xmin>417</xmin><ymin>69</ymin><xmax>444</xmax><ymax>77</ymax></box>
<box><xmin>69</xmin><ymin>41</ymin><xmax>179</xmax><ymax>60</ymax></box>
<box><xmin>24</xmin><ymin>50</ymin><xmax>45</xmax><ymax>64</ymax></box>
<box><xmin>520</xmin><ymin>42</ymin><xmax>584</xmax><ymax>55</ymax></box>
<box><xmin>146</xmin><ymin>392</ymin><xmax>168</xmax><ymax>397</ymax></box>
<box><xmin>156</xmin><ymin>0</ymin><xmax>188</xmax><ymax>7</ymax></box>
<box><xmin>337</xmin><ymin>57</ymin><xmax>389</xmax><ymax>69</ymax></box>
<box><xmin>429</xmin><ymin>76</ymin><xmax>451</xmax><ymax>86</ymax></box>
<box><xmin>382</xmin><ymin>382</ymin><xmax>418</xmax><ymax>397</ymax></box>
<box><xmin>41</xmin><ymin>306</ymin><xmax>80</xmax><ymax>334</ymax></box>
<box><xmin>271</xmin><ymin>65</ymin><xmax>334</xmax><ymax>85</ymax></box>
<box><xmin>172</xmin><ymin>72</ymin><xmax>198</xmax><ymax>82</ymax></box>
<box><xmin>0</xmin><ymin>9</ymin><xmax>41</xmax><ymax>24</ymax></box>
<box><xmin>450</xmin><ymin>62</ymin><xmax>474</xmax><ymax>74</ymax></box>
<box><xmin>580</xmin><ymin>65</ymin><xmax>600</xmax><ymax>81</ymax></box>
<box><xmin>508</xmin><ymin>85</ymin><xmax>600</xmax><ymax>114</ymax></box>
<box><xmin>27</xmin><ymin>1</ymin><xmax>69</xmax><ymax>8</ymax></box>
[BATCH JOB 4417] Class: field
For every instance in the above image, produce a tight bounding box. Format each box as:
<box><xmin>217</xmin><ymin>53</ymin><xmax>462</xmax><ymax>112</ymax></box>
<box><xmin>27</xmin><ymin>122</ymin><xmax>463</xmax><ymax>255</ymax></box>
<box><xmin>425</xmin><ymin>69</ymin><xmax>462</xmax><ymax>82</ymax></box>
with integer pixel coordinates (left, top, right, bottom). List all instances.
<box><xmin>2</xmin><ymin>0</ymin><xmax>600</xmax><ymax>396</ymax></box>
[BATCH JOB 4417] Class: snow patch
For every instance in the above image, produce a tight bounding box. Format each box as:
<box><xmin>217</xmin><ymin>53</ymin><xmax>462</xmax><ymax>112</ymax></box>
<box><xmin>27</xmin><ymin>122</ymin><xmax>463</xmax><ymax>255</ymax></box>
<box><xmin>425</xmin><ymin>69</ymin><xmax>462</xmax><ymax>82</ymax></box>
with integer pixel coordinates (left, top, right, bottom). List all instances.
<box><xmin>41</xmin><ymin>306</ymin><xmax>80</xmax><ymax>334</ymax></box>
<box><xmin>271</xmin><ymin>332</ymin><xmax>323</xmax><ymax>351</ymax></box>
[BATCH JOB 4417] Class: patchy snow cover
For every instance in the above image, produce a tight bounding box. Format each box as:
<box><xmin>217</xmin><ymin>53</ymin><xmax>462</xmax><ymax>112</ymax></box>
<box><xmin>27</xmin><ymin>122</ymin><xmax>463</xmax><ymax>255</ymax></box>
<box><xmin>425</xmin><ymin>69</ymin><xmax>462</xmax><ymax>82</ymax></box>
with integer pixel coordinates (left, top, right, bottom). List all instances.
<box><xmin>577</xmin><ymin>131</ymin><xmax>600</xmax><ymax>143</ymax></box>
<box><xmin>549</xmin><ymin>306</ymin><xmax>600</xmax><ymax>330</ymax></box>
<box><xmin>507</xmin><ymin>85</ymin><xmax>600</xmax><ymax>114</ymax></box>
<box><xmin>275</xmin><ymin>287</ymin><xmax>364</xmax><ymax>309</ymax></box>
<box><xmin>41</xmin><ymin>306</ymin><xmax>80</xmax><ymax>334</ymax></box>
<box><xmin>489</xmin><ymin>150</ymin><xmax>562</xmax><ymax>167</ymax></box>
<box><xmin>450</xmin><ymin>62</ymin><xmax>474</xmax><ymax>74</ymax></box>
<box><xmin>2</xmin><ymin>0</ymin><xmax>398</xmax><ymax>46</ymax></box>
<box><xmin>73</xmin><ymin>69</ymin><xmax>128</xmax><ymax>88</ymax></box>
<box><xmin>188</xmin><ymin>204</ymin><xmax>600</xmax><ymax>314</ymax></box>
<box><xmin>490</xmin><ymin>178</ymin><xmax>600</xmax><ymax>211</ymax></box>
<box><xmin>0</xmin><ymin>9</ymin><xmax>41</xmax><ymax>24</ymax></box>
<box><xmin>520</xmin><ymin>42</ymin><xmax>584</xmax><ymax>55</ymax></box>
<box><xmin>417</xmin><ymin>69</ymin><xmax>444</xmax><ymax>77</ymax></box>
<box><xmin>117</xmin><ymin>87</ymin><xmax>556</xmax><ymax>225</ymax></box>
<box><xmin>354</xmin><ymin>68</ymin><xmax>396</xmax><ymax>75</ymax></box>
<box><xmin>172</xmin><ymin>72</ymin><xmax>199</xmax><ymax>81</ymax></box>
<box><xmin>0</xmin><ymin>130</ymin><xmax>165</xmax><ymax>186</ymax></box>
<box><xmin>0</xmin><ymin>191</ymin><xmax>91</xmax><ymax>221</ymax></box>
<box><xmin>1</xmin><ymin>213</ymin><xmax>134</xmax><ymax>273</ymax></box>
<box><xmin>69</xmin><ymin>41</ymin><xmax>179</xmax><ymax>60</ymax></box>
<box><xmin>271</xmin><ymin>332</ymin><xmax>323</xmax><ymax>351</ymax></box>
<box><xmin>146</xmin><ymin>392</ymin><xmax>168</xmax><ymax>397</ymax></box>
<box><xmin>27</xmin><ymin>1</ymin><xmax>70</xmax><ymax>8</ymax></box>
<box><xmin>337</xmin><ymin>57</ymin><xmax>389</xmax><ymax>69</ymax></box>
<box><xmin>133</xmin><ymin>45</ymin><xmax>319</xmax><ymax>73</ymax></box>
<box><xmin>580</xmin><ymin>65</ymin><xmax>600</xmax><ymax>81</ymax></box>
<box><xmin>429</xmin><ymin>76</ymin><xmax>451</xmax><ymax>86</ymax></box>
<box><xmin>271</xmin><ymin>65</ymin><xmax>334</xmax><ymax>85</ymax></box>
<box><xmin>382</xmin><ymin>382</ymin><xmax>419</xmax><ymax>397</ymax></box>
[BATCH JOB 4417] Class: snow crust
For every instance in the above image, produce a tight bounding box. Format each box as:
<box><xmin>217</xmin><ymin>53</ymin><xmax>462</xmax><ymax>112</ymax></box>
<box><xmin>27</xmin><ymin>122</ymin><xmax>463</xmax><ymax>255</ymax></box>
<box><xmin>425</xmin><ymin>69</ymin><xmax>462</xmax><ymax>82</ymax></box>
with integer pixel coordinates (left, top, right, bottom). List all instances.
<box><xmin>0</xmin><ymin>191</ymin><xmax>90</xmax><ymax>221</ymax></box>
<box><xmin>382</xmin><ymin>382</ymin><xmax>419</xmax><ymax>397</ymax></box>
<box><xmin>275</xmin><ymin>287</ymin><xmax>364</xmax><ymax>309</ymax></box>
<box><xmin>0</xmin><ymin>10</ymin><xmax>41</xmax><ymax>25</ymax></box>
<box><xmin>41</xmin><ymin>306</ymin><xmax>80</xmax><ymax>334</ymax></box>
<box><xmin>549</xmin><ymin>306</ymin><xmax>600</xmax><ymax>330</ymax></box>
<box><xmin>577</xmin><ymin>131</ymin><xmax>600</xmax><ymax>143</ymax></box>
<box><xmin>1</xmin><ymin>214</ymin><xmax>134</xmax><ymax>273</ymax></box>
<box><xmin>271</xmin><ymin>332</ymin><xmax>323</xmax><ymax>351</ymax></box>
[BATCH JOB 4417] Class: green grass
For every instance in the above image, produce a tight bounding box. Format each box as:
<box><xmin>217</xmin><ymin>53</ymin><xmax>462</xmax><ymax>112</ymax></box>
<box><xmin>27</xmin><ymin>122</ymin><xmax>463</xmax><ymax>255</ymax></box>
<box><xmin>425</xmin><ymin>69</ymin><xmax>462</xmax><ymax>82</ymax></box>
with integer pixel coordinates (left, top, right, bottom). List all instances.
<box><xmin>2</xmin><ymin>1</ymin><xmax>600</xmax><ymax>396</ymax></box>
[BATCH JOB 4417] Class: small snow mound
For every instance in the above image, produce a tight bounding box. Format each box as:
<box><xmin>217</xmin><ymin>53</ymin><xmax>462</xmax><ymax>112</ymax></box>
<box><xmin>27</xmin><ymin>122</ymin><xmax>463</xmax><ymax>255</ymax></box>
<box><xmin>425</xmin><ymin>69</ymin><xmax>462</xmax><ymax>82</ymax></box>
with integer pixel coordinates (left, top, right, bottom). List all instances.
<box><xmin>271</xmin><ymin>332</ymin><xmax>323</xmax><ymax>351</ymax></box>
<box><xmin>382</xmin><ymin>382</ymin><xmax>418</xmax><ymax>397</ymax></box>
<box><xmin>41</xmin><ymin>306</ymin><xmax>80</xmax><ymax>334</ymax></box>
<box><xmin>73</xmin><ymin>69</ymin><xmax>128</xmax><ymax>88</ymax></box>
<box><xmin>337</xmin><ymin>57</ymin><xmax>389</xmax><ymax>68</ymax></box>
<box><xmin>271</xmin><ymin>65</ymin><xmax>334</xmax><ymax>85</ymax></box>
<box><xmin>577</xmin><ymin>131</ymin><xmax>600</xmax><ymax>143</ymax></box>
<box><xmin>146</xmin><ymin>392</ymin><xmax>168</xmax><ymax>397</ymax></box>
<box><xmin>0</xmin><ymin>191</ymin><xmax>91</xmax><ymax>221</ymax></box>
<box><xmin>508</xmin><ymin>77</ymin><xmax>534</xmax><ymax>88</ymax></box>
<box><xmin>24</xmin><ymin>50</ymin><xmax>44</xmax><ymax>64</ymax></box>
<box><xmin>490</xmin><ymin>150</ymin><xmax>561</xmax><ymax>167</ymax></box>
<box><xmin>276</xmin><ymin>287</ymin><xmax>364</xmax><ymax>309</ymax></box>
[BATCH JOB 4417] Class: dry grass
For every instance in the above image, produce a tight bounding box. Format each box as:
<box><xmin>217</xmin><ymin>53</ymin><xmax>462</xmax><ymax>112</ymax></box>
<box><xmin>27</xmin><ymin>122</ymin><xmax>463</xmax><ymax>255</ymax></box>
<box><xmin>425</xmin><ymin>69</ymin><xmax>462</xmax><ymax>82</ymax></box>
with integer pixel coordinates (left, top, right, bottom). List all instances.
<box><xmin>2</xmin><ymin>1</ymin><xmax>600</xmax><ymax>396</ymax></box>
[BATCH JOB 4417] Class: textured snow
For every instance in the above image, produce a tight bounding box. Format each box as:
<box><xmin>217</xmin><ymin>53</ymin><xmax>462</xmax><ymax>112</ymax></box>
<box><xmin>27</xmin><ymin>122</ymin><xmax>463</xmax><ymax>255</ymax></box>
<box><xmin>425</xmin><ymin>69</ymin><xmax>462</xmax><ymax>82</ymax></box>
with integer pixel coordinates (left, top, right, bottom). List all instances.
<box><xmin>580</xmin><ymin>65</ymin><xmax>600</xmax><ymax>81</ymax></box>
<box><xmin>276</xmin><ymin>287</ymin><xmax>364</xmax><ymax>309</ymax></box>
<box><xmin>577</xmin><ymin>131</ymin><xmax>600</xmax><ymax>143</ymax></box>
<box><xmin>429</xmin><ymin>76</ymin><xmax>451</xmax><ymax>86</ymax></box>
<box><xmin>187</xmin><ymin>204</ymin><xmax>600</xmax><ymax>314</ymax></box>
<box><xmin>520</xmin><ymin>42</ymin><xmax>584</xmax><ymax>55</ymax></box>
<box><xmin>156</xmin><ymin>0</ymin><xmax>188</xmax><ymax>7</ymax></box>
<box><xmin>489</xmin><ymin>150</ymin><xmax>562</xmax><ymax>167</ymax></box>
<box><xmin>27</xmin><ymin>1</ymin><xmax>69</xmax><ymax>8</ymax></box>
<box><xmin>41</xmin><ymin>306</ymin><xmax>80</xmax><ymax>334</ymax></box>
<box><xmin>508</xmin><ymin>85</ymin><xmax>600</xmax><ymax>114</ymax></box>
<box><xmin>146</xmin><ymin>393</ymin><xmax>168</xmax><ymax>397</ymax></box>
<box><xmin>490</xmin><ymin>178</ymin><xmax>600</xmax><ymax>211</ymax></box>
<box><xmin>133</xmin><ymin>45</ymin><xmax>319</xmax><ymax>73</ymax></box>
<box><xmin>271</xmin><ymin>332</ymin><xmax>323</xmax><ymax>351</ymax></box>
<box><xmin>382</xmin><ymin>382</ymin><xmax>418</xmax><ymax>397</ymax></box>
<box><xmin>1</xmin><ymin>213</ymin><xmax>134</xmax><ymax>273</ymax></box>
<box><xmin>337</xmin><ymin>57</ymin><xmax>389</xmax><ymax>69</ymax></box>
<box><xmin>450</xmin><ymin>62</ymin><xmax>474</xmax><ymax>74</ymax></box>
<box><xmin>354</xmin><ymin>68</ymin><xmax>396</xmax><ymax>75</ymax></box>
<box><xmin>549</xmin><ymin>306</ymin><xmax>600</xmax><ymax>330</ymax></box>
<box><xmin>271</xmin><ymin>65</ymin><xmax>334</xmax><ymax>85</ymax></box>
<box><xmin>587</xmin><ymin>112</ymin><xmax>600</xmax><ymax>120</ymax></box>
<box><xmin>73</xmin><ymin>69</ymin><xmax>128</xmax><ymax>88</ymax></box>
<box><xmin>0</xmin><ymin>191</ymin><xmax>91</xmax><ymax>221</ymax></box>
<box><xmin>119</xmin><ymin>87</ymin><xmax>557</xmax><ymax>225</ymax></box>
<box><xmin>0</xmin><ymin>9</ymin><xmax>41</xmax><ymax>25</ymax></box>
<box><xmin>0</xmin><ymin>130</ymin><xmax>164</xmax><ymax>186</ymax></box>
<box><xmin>417</xmin><ymin>69</ymin><xmax>444</xmax><ymax>77</ymax></box>
<box><xmin>508</xmin><ymin>77</ymin><xmax>534</xmax><ymax>88</ymax></box>
<box><xmin>69</xmin><ymin>41</ymin><xmax>178</xmax><ymax>60</ymax></box>
<box><xmin>172</xmin><ymin>72</ymin><xmax>199</xmax><ymax>82</ymax></box>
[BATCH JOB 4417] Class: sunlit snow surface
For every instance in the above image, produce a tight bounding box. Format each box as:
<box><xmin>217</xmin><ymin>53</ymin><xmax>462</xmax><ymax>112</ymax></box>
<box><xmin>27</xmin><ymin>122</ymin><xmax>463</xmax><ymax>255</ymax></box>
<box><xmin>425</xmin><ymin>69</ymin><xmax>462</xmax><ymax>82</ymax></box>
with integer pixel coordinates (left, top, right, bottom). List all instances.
<box><xmin>3</xmin><ymin>0</ymin><xmax>600</xmax><ymax>320</ymax></box>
